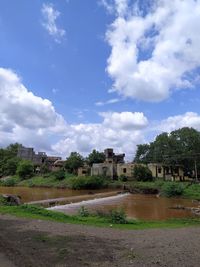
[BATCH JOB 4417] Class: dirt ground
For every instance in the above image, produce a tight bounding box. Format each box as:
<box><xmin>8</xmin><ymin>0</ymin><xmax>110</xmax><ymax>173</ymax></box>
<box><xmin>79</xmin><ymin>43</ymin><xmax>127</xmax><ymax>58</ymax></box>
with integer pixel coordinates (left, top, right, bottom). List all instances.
<box><xmin>0</xmin><ymin>214</ymin><xmax>200</xmax><ymax>267</ymax></box>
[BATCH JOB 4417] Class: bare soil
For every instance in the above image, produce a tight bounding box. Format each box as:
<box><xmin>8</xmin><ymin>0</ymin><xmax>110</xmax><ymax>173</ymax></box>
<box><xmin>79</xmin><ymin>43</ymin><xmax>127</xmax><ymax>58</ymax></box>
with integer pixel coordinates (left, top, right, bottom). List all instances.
<box><xmin>0</xmin><ymin>214</ymin><xmax>200</xmax><ymax>267</ymax></box>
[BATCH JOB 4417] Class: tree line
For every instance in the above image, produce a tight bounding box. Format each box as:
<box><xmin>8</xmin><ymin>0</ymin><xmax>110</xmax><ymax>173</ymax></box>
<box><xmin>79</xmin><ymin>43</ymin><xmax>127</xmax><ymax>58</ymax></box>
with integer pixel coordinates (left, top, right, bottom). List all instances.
<box><xmin>134</xmin><ymin>127</ymin><xmax>200</xmax><ymax>177</ymax></box>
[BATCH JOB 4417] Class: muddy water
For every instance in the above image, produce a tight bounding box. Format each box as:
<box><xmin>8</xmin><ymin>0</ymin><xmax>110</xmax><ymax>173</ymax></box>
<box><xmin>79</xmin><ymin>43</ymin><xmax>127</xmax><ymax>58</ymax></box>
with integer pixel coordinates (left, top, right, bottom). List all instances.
<box><xmin>50</xmin><ymin>194</ymin><xmax>199</xmax><ymax>220</ymax></box>
<box><xmin>0</xmin><ymin>186</ymin><xmax>199</xmax><ymax>220</ymax></box>
<box><xmin>0</xmin><ymin>186</ymin><xmax>113</xmax><ymax>203</ymax></box>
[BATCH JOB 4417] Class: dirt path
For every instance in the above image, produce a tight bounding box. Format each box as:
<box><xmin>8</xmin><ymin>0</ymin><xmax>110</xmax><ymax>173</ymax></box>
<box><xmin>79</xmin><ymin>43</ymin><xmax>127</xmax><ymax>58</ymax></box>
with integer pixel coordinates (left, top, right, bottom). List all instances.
<box><xmin>0</xmin><ymin>214</ymin><xmax>200</xmax><ymax>267</ymax></box>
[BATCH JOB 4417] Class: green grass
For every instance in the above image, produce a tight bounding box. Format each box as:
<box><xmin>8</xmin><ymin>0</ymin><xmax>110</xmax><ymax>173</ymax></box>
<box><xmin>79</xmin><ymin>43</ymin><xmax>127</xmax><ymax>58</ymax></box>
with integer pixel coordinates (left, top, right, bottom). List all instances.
<box><xmin>18</xmin><ymin>173</ymin><xmax>75</xmax><ymax>188</ymax></box>
<box><xmin>0</xmin><ymin>204</ymin><xmax>199</xmax><ymax>230</ymax></box>
<box><xmin>128</xmin><ymin>181</ymin><xmax>200</xmax><ymax>200</ymax></box>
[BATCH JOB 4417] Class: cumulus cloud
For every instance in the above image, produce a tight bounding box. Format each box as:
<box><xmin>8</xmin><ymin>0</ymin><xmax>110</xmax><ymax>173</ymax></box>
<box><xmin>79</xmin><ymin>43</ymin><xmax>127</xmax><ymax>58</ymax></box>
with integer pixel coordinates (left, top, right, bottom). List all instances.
<box><xmin>52</xmin><ymin>111</ymin><xmax>148</xmax><ymax>159</ymax></box>
<box><xmin>41</xmin><ymin>3</ymin><xmax>65</xmax><ymax>43</ymax></box>
<box><xmin>0</xmin><ymin>67</ymin><xmax>149</xmax><ymax>159</ymax></box>
<box><xmin>157</xmin><ymin>112</ymin><xmax>200</xmax><ymax>133</ymax></box>
<box><xmin>104</xmin><ymin>0</ymin><xmax>200</xmax><ymax>102</ymax></box>
<box><xmin>100</xmin><ymin>111</ymin><xmax>148</xmax><ymax>130</ymax></box>
<box><xmin>0</xmin><ymin>67</ymin><xmax>67</xmax><ymax>151</ymax></box>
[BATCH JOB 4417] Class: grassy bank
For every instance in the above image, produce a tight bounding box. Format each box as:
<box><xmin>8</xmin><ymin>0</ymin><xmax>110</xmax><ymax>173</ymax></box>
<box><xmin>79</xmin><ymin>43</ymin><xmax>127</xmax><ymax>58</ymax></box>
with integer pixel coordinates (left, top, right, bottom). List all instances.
<box><xmin>1</xmin><ymin>175</ymin><xmax>200</xmax><ymax>201</ymax></box>
<box><xmin>128</xmin><ymin>181</ymin><xmax>200</xmax><ymax>200</ymax></box>
<box><xmin>0</xmin><ymin>174</ymin><xmax>109</xmax><ymax>190</ymax></box>
<box><xmin>0</xmin><ymin>204</ymin><xmax>199</xmax><ymax>230</ymax></box>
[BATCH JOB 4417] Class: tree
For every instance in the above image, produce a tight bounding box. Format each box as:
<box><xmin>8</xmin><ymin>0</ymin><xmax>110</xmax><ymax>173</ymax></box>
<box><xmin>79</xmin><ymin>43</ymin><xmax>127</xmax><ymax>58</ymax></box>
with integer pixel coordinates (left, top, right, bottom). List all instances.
<box><xmin>17</xmin><ymin>160</ymin><xmax>34</xmax><ymax>180</ymax></box>
<box><xmin>3</xmin><ymin>157</ymin><xmax>21</xmax><ymax>176</ymax></box>
<box><xmin>133</xmin><ymin>165</ymin><xmax>153</xmax><ymax>182</ymax></box>
<box><xmin>65</xmin><ymin>152</ymin><xmax>84</xmax><ymax>175</ymax></box>
<box><xmin>0</xmin><ymin>143</ymin><xmax>22</xmax><ymax>176</ymax></box>
<box><xmin>134</xmin><ymin>144</ymin><xmax>151</xmax><ymax>163</ymax></box>
<box><xmin>134</xmin><ymin>127</ymin><xmax>200</xmax><ymax>179</ymax></box>
<box><xmin>87</xmin><ymin>149</ymin><xmax>105</xmax><ymax>166</ymax></box>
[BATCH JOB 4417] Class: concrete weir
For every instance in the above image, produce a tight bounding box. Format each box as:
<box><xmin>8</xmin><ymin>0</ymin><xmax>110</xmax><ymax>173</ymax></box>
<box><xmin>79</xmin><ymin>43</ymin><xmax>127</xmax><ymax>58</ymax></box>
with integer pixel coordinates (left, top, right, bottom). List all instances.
<box><xmin>47</xmin><ymin>192</ymin><xmax>129</xmax><ymax>212</ymax></box>
<box><xmin>26</xmin><ymin>191</ymin><xmax>125</xmax><ymax>208</ymax></box>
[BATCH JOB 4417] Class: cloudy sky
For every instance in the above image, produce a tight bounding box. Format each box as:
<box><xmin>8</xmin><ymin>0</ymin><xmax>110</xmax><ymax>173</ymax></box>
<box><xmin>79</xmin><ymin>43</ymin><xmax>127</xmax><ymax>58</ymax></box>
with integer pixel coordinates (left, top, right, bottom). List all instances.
<box><xmin>1</xmin><ymin>0</ymin><xmax>200</xmax><ymax>160</ymax></box>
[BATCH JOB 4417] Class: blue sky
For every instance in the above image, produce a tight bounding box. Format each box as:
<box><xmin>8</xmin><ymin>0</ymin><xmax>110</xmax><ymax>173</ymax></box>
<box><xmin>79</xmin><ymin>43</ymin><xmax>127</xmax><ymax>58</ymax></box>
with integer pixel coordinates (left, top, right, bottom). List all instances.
<box><xmin>0</xmin><ymin>0</ymin><xmax>200</xmax><ymax>160</ymax></box>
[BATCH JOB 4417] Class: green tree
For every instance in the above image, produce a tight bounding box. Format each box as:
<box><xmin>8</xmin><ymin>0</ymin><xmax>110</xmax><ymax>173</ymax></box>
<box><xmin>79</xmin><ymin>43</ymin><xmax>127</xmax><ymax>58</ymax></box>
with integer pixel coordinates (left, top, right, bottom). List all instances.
<box><xmin>133</xmin><ymin>165</ymin><xmax>153</xmax><ymax>182</ymax></box>
<box><xmin>87</xmin><ymin>149</ymin><xmax>105</xmax><ymax>166</ymax></box>
<box><xmin>134</xmin><ymin>127</ymin><xmax>200</xmax><ymax>179</ymax></box>
<box><xmin>17</xmin><ymin>160</ymin><xmax>34</xmax><ymax>180</ymax></box>
<box><xmin>3</xmin><ymin>157</ymin><xmax>21</xmax><ymax>176</ymax></box>
<box><xmin>65</xmin><ymin>152</ymin><xmax>84</xmax><ymax>175</ymax></box>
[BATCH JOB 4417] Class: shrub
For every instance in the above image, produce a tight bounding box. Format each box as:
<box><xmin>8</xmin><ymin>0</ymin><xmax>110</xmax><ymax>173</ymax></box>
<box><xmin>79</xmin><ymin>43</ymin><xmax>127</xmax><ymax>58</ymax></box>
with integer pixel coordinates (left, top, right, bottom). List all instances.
<box><xmin>1</xmin><ymin>177</ymin><xmax>18</xmax><ymax>187</ymax></box>
<box><xmin>69</xmin><ymin>176</ymin><xmax>107</xmax><ymax>190</ymax></box>
<box><xmin>133</xmin><ymin>165</ymin><xmax>153</xmax><ymax>182</ymax></box>
<box><xmin>53</xmin><ymin>170</ymin><xmax>66</xmax><ymax>180</ymax></box>
<box><xmin>78</xmin><ymin>206</ymin><xmax>90</xmax><ymax>217</ymax></box>
<box><xmin>161</xmin><ymin>182</ymin><xmax>184</xmax><ymax>197</ymax></box>
<box><xmin>118</xmin><ymin>174</ymin><xmax>128</xmax><ymax>182</ymax></box>
<box><xmin>109</xmin><ymin>209</ymin><xmax>127</xmax><ymax>224</ymax></box>
<box><xmin>17</xmin><ymin>160</ymin><xmax>34</xmax><ymax>180</ymax></box>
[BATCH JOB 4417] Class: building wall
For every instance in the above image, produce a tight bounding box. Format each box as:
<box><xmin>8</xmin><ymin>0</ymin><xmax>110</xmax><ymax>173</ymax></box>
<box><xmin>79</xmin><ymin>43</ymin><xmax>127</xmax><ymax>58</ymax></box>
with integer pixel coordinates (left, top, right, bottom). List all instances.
<box><xmin>148</xmin><ymin>163</ymin><xmax>184</xmax><ymax>181</ymax></box>
<box><xmin>117</xmin><ymin>163</ymin><xmax>135</xmax><ymax>178</ymax></box>
<box><xmin>91</xmin><ymin>163</ymin><xmax>117</xmax><ymax>179</ymax></box>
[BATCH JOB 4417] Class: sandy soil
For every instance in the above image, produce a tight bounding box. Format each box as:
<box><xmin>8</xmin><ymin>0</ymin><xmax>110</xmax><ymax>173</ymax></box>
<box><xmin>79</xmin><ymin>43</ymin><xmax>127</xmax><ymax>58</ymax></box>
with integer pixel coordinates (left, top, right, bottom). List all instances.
<box><xmin>0</xmin><ymin>214</ymin><xmax>200</xmax><ymax>267</ymax></box>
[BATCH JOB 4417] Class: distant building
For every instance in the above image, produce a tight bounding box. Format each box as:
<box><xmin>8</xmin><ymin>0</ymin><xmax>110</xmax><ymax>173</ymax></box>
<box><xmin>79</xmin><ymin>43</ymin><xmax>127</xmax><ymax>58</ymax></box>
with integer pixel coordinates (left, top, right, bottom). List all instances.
<box><xmin>148</xmin><ymin>163</ymin><xmax>184</xmax><ymax>181</ymax></box>
<box><xmin>17</xmin><ymin>146</ymin><xmax>63</xmax><ymax>171</ymax></box>
<box><xmin>91</xmin><ymin>148</ymin><xmax>134</xmax><ymax>179</ymax></box>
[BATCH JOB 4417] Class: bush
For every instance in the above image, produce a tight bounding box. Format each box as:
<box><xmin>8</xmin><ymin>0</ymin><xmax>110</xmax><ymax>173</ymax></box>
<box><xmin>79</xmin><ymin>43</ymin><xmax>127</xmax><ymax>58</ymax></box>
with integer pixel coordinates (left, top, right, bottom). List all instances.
<box><xmin>109</xmin><ymin>209</ymin><xmax>127</xmax><ymax>224</ymax></box>
<box><xmin>161</xmin><ymin>182</ymin><xmax>184</xmax><ymax>197</ymax></box>
<box><xmin>17</xmin><ymin>160</ymin><xmax>34</xmax><ymax>180</ymax></box>
<box><xmin>69</xmin><ymin>176</ymin><xmax>108</xmax><ymax>190</ymax></box>
<box><xmin>78</xmin><ymin>206</ymin><xmax>90</xmax><ymax>217</ymax></box>
<box><xmin>1</xmin><ymin>177</ymin><xmax>19</xmax><ymax>187</ymax></box>
<box><xmin>118</xmin><ymin>174</ymin><xmax>128</xmax><ymax>182</ymax></box>
<box><xmin>133</xmin><ymin>165</ymin><xmax>153</xmax><ymax>182</ymax></box>
<box><xmin>53</xmin><ymin>170</ymin><xmax>66</xmax><ymax>180</ymax></box>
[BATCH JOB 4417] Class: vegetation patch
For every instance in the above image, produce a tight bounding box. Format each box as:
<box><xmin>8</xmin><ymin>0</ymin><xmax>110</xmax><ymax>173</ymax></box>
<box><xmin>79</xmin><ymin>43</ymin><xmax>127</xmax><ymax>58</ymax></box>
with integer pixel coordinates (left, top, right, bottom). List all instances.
<box><xmin>0</xmin><ymin>204</ymin><xmax>200</xmax><ymax>230</ymax></box>
<box><xmin>68</xmin><ymin>175</ymin><xmax>108</xmax><ymax>190</ymax></box>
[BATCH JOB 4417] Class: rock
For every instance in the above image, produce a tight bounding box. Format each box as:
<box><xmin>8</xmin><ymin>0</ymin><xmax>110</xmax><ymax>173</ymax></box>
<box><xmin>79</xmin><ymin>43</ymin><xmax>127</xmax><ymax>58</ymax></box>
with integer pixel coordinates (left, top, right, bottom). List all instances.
<box><xmin>1</xmin><ymin>194</ymin><xmax>21</xmax><ymax>206</ymax></box>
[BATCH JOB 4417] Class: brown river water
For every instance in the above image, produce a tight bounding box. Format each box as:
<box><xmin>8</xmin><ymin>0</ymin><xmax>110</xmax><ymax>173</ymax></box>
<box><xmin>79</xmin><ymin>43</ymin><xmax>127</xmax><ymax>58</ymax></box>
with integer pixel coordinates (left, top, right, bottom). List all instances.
<box><xmin>0</xmin><ymin>186</ymin><xmax>199</xmax><ymax>220</ymax></box>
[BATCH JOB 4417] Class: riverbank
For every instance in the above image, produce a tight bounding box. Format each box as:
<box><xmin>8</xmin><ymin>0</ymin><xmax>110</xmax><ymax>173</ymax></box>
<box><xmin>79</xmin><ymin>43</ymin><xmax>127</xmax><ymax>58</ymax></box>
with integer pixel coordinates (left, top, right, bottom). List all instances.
<box><xmin>1</xmin><ymin>175</ymin><xmax>200</xmax><ymax>201</ymax></box>
<box><xmin>0</xmin><ymin>204</ymin><xmax>200</xmax><ymax>230</ymax></box>
<box><xmin>1</xmin><ymin>214</ymin><xmax>200</xmax><ymax>267</ymax></box>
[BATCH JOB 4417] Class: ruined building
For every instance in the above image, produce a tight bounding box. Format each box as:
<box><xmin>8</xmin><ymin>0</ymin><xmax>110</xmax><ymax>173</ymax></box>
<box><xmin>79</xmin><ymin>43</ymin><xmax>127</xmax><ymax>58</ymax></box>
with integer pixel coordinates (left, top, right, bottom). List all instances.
<box><xmin>17</xmin><ymin>146</ymin><xmax>64</xmax><ymax>171</ymax></box>
<box><xmin>91</xmin><ymin>148</ymin><xmax>135</xmax><ymax>179</ymax></box>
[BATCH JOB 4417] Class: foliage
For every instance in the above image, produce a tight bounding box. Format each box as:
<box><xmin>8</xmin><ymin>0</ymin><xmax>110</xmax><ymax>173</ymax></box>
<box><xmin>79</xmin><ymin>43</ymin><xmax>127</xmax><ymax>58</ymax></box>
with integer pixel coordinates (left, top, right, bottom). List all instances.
<box><xmin>134</xmin><ymin>127</ymin><xmax>200</xmax><ymax>177</ymax></box>
<box><xmin>65</xmin><ymin>152</ymin><xmax>84</xmax><ymax>175</ymax></box>
<box><xmin>68</xmin><ymin>176</ymin><xmax>108</xmax><ymax>190</ymax></box>
<box><xmin>0</xmin><ymin>143</ymin><xmax>22</xmax><ymax>176</ymax></box>
<box><xmin>53</xmin><ymin>170</ymin><xmax>66</xmax><ymax>180</ymax></box>
<box><xmin>133</xmin><ymin>165</ymin><xmax>153</xmax><ymax>181</ymax></box>
<box><xmin>118</xmin><ymin>174</ymin><xmax>128</xmax><ymax>182</ymax></box>
<box><xmin>0</xmin><ymin>176</ymin><xmax>19</xmax><ymax>187</ymax></box>
<box><xmin>17</xmin><ymin>160</ymin><xmax>34</xmax><ymax>180</ymax></box>
<box><xmin>78</xmin><ymin>206</ymin><xmax>90</xmax><ymax>217</ymax></box>
<box><xmin>86</xmin><ymin>149</ymin><xmax>105</xmax><ymax>166</ymax></box>
<box><xmin>109</xmin><ymin>209</ymin><xmax>127</xmax><ymax>224</ymax></box>
<box><xmin>161</xmin><ymin>182</ymin><xmax>185</xmax><ymax>197</ymax></box>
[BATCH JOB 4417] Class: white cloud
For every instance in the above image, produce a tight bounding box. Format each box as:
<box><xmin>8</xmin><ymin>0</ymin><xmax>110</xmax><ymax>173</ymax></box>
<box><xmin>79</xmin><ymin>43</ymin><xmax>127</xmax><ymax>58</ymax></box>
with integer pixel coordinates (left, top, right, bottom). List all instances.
<box><xmin>105</xmin><ymin>0</ymin><xmax>200</xmax><ymax>102</ymax></box>
<box><xmin>100</xmin><ymin>111</ymin><xmax>148</xmax><ymax>130</ymax></box>
<box><xmin>0</xmin><ymin>67</ymin><xmax>67</xmax><ymax>151</ymax></box>
<box><xmin>41</xmin><ymin>3</ymin><xmax>65</xmax><ymax>43</ymax></box>
<box><xmin>0</xmin><ymin>67</ymin><xmax>148</xmax><ymax>159</ymax></box>
<box><xmin>95</xmin><ymin>98</ymin><xmax>120</xmax><ymax>106</ymax></box>
<box><xmin>157</xmin><ymin>112</ymin><xmax>200</xmax><ymax>133</ymax></box>
<box><xmin>53</xmin><ymin>111</ymin><xmax>148</xmax><ymax>159</ymax></box>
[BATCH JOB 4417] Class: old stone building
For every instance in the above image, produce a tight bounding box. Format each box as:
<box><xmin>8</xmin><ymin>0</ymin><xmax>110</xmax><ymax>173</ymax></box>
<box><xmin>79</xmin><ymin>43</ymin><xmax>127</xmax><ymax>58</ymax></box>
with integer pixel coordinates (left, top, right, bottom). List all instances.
<box><xmin>148</xmin><ymin>163</ymin><xmax>184</xmax><ymax>181</ymax></box>
<box><xmin>17</xmin><ymin>146</ymin><xmax>63</xmax><ymax>171</ymax></box>
<box><xmin>91</xmin><ymin>148</ymin><xmax>135</xmax><ymax>179</ymax></box>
